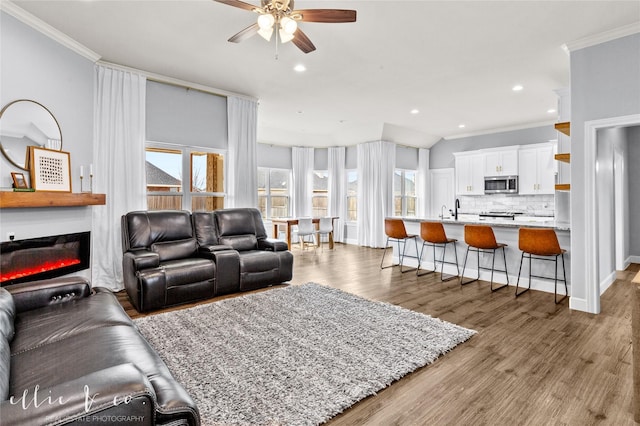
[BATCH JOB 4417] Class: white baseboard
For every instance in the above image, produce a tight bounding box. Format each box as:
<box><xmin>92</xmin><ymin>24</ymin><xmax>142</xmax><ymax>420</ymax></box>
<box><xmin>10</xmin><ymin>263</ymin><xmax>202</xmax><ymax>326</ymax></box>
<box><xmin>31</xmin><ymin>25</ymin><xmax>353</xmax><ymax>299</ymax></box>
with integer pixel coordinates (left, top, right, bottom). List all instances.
<box><xmin>393</xmin><ymin>254</ymin><xmax>570</xmax><ymax>296</ymax></box>
<box><xmin>628</xmin><ymin>255</ymin><xmax>640</xmax><ymax>264</ymax></box>
<box><xmin>599</xmin><ymin>271</ymin><xmax>617</xmax><ymax>295</ymax></box>
<box><xmin>569</xmin><ymin>296</ymin><xmax>590</xmax><ymax>312</ymax></box>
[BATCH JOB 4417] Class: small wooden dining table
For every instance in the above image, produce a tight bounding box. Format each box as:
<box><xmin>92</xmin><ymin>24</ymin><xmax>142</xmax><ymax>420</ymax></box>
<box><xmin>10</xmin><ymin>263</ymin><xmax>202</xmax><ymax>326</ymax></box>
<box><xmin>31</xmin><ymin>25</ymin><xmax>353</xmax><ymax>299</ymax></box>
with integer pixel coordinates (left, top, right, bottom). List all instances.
<box><xmin>271</xmin><ymin>217</ymin><xmax>339</xmax><ymax>250</ymax></box>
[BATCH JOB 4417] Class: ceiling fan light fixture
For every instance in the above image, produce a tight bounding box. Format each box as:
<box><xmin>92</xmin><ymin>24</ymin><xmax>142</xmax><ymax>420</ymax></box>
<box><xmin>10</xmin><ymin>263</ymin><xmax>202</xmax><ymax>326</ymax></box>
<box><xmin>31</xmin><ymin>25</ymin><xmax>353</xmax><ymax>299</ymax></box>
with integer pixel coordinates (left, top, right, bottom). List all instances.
<box><xmin>279</xmin><ymin>28</ymin><xmax>295</xmax><ymax>43</ymax></box>
<box><xmin>258</xmin><ymin>26</ymin><xmax>274</xmax><ymax>41</ymax></box>
<box><xmin>257</xmin><ymin>13</ymin><xmax>275</xmax><ymax>30</ymax></box>
<box><xmin>280</xmin><ymin>16</ymin><xmax>298</xmax><ymax>35</ymax></box>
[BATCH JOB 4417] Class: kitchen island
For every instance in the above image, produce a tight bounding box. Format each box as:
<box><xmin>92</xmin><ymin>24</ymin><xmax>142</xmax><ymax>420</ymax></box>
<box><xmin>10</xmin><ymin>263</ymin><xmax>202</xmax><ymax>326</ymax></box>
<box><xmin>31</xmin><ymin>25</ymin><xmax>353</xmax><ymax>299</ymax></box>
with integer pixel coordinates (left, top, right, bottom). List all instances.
<box><xmin>392</xmin><ymin>215</ymin><xmax>571</xmax><ymax>298</ymax></box>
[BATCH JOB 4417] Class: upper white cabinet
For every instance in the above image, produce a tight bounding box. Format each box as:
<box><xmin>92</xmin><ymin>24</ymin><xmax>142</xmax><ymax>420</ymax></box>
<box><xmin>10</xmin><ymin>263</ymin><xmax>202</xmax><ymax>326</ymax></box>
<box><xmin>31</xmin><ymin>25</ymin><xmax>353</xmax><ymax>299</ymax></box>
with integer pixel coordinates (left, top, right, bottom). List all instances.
<box><xmin>484</xmin><ymin>148</ymin><xmax>519</xmax><ymax>176</ymax></box>
<box><xmin>518</xmin><ymin>143</ymin><xmax>556</xmax><ymax>195</ymax></box>
<box><xmin>454</xmin><ymin>151</ymin><xmax>485</xmax><ymax>195</ymax></box>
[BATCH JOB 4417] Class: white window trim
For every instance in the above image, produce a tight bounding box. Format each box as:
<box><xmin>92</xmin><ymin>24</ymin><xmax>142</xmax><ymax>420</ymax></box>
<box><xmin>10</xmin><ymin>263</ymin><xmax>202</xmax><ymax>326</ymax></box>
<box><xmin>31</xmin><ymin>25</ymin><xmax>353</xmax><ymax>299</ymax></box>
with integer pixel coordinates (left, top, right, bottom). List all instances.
<box><xmin>146</xmin><ymin>141</ymin><xmax>226</xmax><ymax>210</ymax></box>
<box><xmin>258</xmin><ymin>167</ymin><xmax>291</xmax><ymax>219</ymax></box>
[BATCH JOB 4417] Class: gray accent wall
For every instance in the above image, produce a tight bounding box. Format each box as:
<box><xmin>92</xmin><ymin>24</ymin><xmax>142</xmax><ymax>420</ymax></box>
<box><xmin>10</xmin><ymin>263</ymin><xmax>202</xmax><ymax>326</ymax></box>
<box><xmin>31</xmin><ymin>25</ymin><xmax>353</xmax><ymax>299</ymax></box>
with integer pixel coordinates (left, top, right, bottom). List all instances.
<box><xmin>429</xmin><ymin>125</ymin><xmax>557</xmax><ymax>169</ymax></box>
<box><xmin>0</xmin><ymin>12</ymin><xmax>94</xmax><ymax>242</ymax></box>
<box><xmin>570</xmin><ymin>33</ymin><xmax>640</xmax><ymax>303</ymax></box>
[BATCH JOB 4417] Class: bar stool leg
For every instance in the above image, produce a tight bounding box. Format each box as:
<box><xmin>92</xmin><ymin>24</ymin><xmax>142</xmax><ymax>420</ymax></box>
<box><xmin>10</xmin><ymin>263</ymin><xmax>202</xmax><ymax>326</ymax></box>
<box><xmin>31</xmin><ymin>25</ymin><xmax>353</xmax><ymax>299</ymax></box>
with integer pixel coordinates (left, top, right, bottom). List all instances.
<box><xmin>555</xmin><ymin>253</ymin><xmax>568</xmax><ymax>304</ymax></box>
<box><xmin>380</xmin><ymin>237</ymin><xmax>392</xmax><ymax>269</ymax></box>
<box><xmin>515</xmin><ymin>252</ymin><xmax>531</xmax><ymax>297</ymax></box>
<box><xmin>460</xmin><ymin>247</ymin><xmax>480</xmax><ymax>286</ymax></box>
<box><xmin>490</xmin><ymin>247</ymin><xmax>509</xmax><ymax>292</ymax></box>
<box><xmin>417</xmin><ymin>241</ymin><xmax>435</xmax><ymax>276</ymax></box>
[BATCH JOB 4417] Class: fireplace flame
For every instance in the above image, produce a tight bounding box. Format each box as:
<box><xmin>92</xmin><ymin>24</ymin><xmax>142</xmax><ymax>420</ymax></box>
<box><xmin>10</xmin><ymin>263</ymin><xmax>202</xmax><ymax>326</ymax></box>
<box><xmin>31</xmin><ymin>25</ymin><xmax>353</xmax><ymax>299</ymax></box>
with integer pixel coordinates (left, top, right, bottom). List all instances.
<box><xmin>0</xmin><ymin>258</ymin><xmax>81</xmax><ymax>283</ymax></box>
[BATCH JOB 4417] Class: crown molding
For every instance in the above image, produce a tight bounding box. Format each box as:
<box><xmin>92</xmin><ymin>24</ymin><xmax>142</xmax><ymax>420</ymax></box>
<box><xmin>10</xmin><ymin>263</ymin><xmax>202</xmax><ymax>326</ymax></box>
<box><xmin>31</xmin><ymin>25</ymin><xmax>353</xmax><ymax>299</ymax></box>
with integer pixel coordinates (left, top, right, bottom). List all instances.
<box><xmin>563</xmin><ymin>22</ymin><xmax>640</xmax><ymax>52</ymax></box>
<box><xmin>1</xmin><ymin>1</ymin><xmax>101</xmax><ymax>62</ymax></box>
<box><xmin>443</xmin><ymin>120</ymin><xmax>555</xmax><ymax>141</ymax></box>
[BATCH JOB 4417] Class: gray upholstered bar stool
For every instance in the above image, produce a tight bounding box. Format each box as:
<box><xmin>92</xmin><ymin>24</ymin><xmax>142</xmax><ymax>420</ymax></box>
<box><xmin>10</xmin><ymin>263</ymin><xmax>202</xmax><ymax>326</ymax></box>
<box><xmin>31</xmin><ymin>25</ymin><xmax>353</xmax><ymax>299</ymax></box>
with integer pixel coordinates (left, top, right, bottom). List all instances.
<box><xmin>416</xmin><ymin>221</ymin><xmax>459</xmax><ymax>281</ymax></box>
<box><xmin>460</xmin><ymin>224</ymin><xmax>509</xmax><ymax>291</ymax></box>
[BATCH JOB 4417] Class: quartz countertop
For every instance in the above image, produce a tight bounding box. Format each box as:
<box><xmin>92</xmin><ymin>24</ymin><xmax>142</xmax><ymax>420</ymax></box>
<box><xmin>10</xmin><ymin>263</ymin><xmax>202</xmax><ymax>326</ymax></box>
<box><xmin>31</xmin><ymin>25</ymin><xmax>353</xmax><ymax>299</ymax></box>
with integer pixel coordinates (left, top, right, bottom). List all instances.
<box><xmin>403</xmin><ymin>215</ymin><xmax>570</xmax><ymax>231</ymax></box>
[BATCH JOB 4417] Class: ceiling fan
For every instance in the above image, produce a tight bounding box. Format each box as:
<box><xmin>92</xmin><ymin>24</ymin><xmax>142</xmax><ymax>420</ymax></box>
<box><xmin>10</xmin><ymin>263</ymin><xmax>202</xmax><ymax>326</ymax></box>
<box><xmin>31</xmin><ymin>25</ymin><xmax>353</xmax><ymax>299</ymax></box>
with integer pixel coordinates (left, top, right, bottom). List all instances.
<box><xmin>214</xmin><ymin>0</ymin><xmax>357</xmax><ymax>53</ymax></box>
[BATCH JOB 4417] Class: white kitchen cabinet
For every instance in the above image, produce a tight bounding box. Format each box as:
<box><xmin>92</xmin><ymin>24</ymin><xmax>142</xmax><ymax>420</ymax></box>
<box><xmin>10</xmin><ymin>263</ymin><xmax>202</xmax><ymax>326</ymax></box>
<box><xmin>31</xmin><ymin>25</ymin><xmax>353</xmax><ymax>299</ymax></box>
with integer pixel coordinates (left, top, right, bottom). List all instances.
<box><xmin>454</xmin><ymin>152</ymin><xmax>484</xmax><ymax>195</ymax></box>
<box><xmin>518</xmin><ymin>143</ymin><xmax>556</xmax><ymax>195</ymax></box>
<box><xmin>484</xmin><ymin>148</ymin><xmax>519</xmax><ymax>176</ymax></box>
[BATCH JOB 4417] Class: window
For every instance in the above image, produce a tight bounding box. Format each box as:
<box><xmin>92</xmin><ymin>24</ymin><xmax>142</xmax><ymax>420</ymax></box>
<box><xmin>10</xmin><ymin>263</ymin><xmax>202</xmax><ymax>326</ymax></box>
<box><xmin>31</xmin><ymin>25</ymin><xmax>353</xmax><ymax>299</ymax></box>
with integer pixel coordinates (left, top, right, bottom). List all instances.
<box><xmin>258</xmin><ymin>168</ymin><xmax>290</xmax><ymax>218</ymax></box>
<box><xmin>145</xmin><ymin>144</ymin><xmax>225</xmax><ymax>211</ymax></box>
<box><xmin>347</xmin><ymin>170</ymin><xmax>357</xmax><ymax>221</ymax></box>
<box><xmin>312</xmin><ymin>170</ymin><xmax>329</xmax><ymax>217</ymax></box>
<box><xmin>394</xmin><ymin>169</ymin><xmax>416</xmax><ymax>217</ymax></box>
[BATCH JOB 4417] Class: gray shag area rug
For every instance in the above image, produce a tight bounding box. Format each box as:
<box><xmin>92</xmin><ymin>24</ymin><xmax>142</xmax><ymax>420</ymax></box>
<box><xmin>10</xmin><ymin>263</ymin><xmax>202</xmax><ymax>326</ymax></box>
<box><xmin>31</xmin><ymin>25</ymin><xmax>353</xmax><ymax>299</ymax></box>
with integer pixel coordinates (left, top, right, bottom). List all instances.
<box><xmin>134</xmin><ymin>283</ymin><xmax>476</xmax><ymax>425</ymax></box>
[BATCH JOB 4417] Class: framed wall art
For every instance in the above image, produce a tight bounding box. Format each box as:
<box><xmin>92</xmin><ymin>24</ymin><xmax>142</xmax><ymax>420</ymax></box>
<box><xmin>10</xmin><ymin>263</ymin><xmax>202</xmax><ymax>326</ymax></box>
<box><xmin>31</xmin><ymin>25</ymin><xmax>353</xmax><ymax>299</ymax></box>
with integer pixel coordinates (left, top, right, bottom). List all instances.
<box><xmin>28</xmin><ymin>146</ymin><xmax>72</xmax><ymax>192</ymax></box>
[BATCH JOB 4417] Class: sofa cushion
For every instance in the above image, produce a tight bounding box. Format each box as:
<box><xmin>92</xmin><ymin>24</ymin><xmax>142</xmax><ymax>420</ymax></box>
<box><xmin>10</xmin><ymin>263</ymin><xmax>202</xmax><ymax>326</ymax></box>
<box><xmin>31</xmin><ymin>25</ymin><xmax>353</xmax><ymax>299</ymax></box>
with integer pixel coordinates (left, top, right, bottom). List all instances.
<box><xmin>10</xmin><ymin>291</ymin><xmax>133</xmax><ymax>355</ymax></box>
<box><xmin>219</xmin><ymin>234</ymin><xmax>258</xmax><ymax>251</ymax></box>
<box><xmin>239</xmin><ymin>250</ymin><xmax>280</xmax><ymax>273</ymax></box>
<box><xmin>123</xmin><ymin>210</ymin><xmax>194</xmax><ymax>250</ymax></box>
<box><xmin>215</xmin><ymin>209</ymin><xmax>256</xmax><ymax>236</ymax></box>
<box><xmin>0</xmin><ymin>287</ymin><xmax>15</xmax><ymax>342</ymax></box>
<box><xmin>162</xmin><ymin>258</ymin><xmax>216</xmax><ymax>287</ymax></box>
<box><xmin>151</xmin><ymin>238</ymin><xmax>197</xmax><ymax>262</ymax></box>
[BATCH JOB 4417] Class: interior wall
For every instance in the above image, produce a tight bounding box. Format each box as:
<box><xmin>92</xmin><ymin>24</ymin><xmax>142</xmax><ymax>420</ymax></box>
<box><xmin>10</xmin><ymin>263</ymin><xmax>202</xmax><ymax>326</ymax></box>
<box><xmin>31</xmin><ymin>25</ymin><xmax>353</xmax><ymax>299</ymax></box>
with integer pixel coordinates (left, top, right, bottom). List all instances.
<box><xmin>629</xmin><ymin>126</ymin><xmax>640</xmax><ymax>257</ymax></box>
<box><xmin>570</xmin><ymin>32</ymin><xmax>640</xmax><ymax>305</ymax></box>
<box><xmin>429</xmin><ymin>125</ymin><xmax>556</xmax><ymax>169</ymax></box>
<box><xmin>0</xmin><ymin>11</ymin><xmax>94</xmax><ymax>242</ymax></box>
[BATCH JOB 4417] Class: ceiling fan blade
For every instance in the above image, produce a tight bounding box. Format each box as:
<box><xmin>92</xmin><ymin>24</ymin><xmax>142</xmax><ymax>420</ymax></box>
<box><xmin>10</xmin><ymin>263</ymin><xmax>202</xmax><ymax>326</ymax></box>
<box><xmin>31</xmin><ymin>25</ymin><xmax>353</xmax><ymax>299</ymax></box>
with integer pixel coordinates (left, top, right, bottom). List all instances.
<box><xmin>214</xmin><ymin>0</ymin><xmax>259</xmax><ymax>12</ymax></box>
<box><xmin>228</xmin><ymin>23</ymin><xmax>259</xmax><ymax>43</ymax></box>
<box><xmin>292</xmin><ymin>9</ymin><xmax>356</xmax><ymax>23</ymax></box>
<box><xmin>292</xmin><ymin>28</ymin><xmax>316</xmax><ymax>54</ymax></box>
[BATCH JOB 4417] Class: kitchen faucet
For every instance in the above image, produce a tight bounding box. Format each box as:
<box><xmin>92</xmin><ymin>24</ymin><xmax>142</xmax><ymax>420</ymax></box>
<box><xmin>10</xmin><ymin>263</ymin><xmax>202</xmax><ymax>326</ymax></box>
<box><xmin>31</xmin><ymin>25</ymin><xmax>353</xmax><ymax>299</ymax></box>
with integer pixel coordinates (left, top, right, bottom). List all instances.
<box><xmin>440</xmin><ymin>205</ymin><xmax>447</xmax><ymax>219</ymax></box>
<box><xmin>454</xmin><ymin>199</ymin><xmax>460</xmax><ymax>220</ymax></box>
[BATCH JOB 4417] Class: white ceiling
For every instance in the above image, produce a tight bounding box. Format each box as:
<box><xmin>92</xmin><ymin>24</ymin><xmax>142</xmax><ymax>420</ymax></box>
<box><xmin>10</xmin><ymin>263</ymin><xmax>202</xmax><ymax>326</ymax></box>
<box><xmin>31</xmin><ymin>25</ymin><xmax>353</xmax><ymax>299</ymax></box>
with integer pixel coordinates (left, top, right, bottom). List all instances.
<box><xmin>8</xmin><ymin>1</ymin><xmax>640</xmax><ymax>148</ymax></box>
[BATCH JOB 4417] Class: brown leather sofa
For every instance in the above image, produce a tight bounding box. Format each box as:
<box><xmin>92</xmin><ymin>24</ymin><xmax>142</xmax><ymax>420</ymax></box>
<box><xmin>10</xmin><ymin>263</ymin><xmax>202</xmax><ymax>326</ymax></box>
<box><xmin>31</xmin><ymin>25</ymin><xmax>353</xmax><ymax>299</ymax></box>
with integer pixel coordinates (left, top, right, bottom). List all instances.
<box><xmin>0</xmin><ymin>276</ymin><xmax>199</xmax><ymax>425</ymax></box>
<box><xmin>121</xmin><ymin>208</ymin><xmax>293</xmax><ymax>312</ymax></box>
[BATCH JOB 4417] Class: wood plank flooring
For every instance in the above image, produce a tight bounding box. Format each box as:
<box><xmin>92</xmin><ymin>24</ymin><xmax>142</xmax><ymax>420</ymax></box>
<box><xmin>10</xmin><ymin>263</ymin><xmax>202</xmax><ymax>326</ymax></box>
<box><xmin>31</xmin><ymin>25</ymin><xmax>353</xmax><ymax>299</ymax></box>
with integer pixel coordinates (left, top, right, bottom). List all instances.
<box><xmin>117</xmin><ymin>244</ymin><xmax>638</xmax><ymax>425</ymax></box>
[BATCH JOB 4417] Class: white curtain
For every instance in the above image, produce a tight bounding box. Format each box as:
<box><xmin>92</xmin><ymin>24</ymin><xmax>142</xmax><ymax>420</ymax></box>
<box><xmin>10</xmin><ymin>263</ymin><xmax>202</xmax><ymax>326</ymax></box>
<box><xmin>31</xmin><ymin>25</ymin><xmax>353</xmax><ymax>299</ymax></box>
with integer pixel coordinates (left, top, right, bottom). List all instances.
<box><xmin>328</xmin><ymin>146</ymin><xmax>346</xmax><ymax>242</ymax></box>
<box><xmin>227</xmin><ymin>96</ymin><xmax>258</xmax><ymax>208</ymax></box>
<box><xmin>291</xmin><ymin>147</ymin><xmax>314</xmax><ymax>217</ymax></box>
<box><xmin>357</xmin><ymin>141</ymin><xmax>396</xmax><ymax>248</ymax></box>
<box><xmin>416</xmin><ymin>148</ymin><xmax>430</xmax><ymax>218</ymax></box>
<box><xmin>92</xmin><ymin>65</ymin><xmax>146</xmax><ymax>291</ymax></box>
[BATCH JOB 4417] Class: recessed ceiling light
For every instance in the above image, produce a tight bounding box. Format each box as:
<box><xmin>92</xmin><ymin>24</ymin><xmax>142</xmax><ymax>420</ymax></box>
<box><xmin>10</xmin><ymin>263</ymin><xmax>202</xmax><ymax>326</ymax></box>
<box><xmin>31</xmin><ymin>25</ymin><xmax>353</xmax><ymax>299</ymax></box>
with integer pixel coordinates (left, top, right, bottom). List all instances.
<box><xmin>458</xmin><ymin>124</ymin><xmax>466</xmax><ymax>128</ymax></box>
<box><xmin>512</xmin><ymin>84</ymin><xmax>524</xmax><ymax>92</ymax></box>
<box><xmin>410</xmin><ymin>109</ymin><xmax>419</xmax><ymax>114</ymax></box>
<box><xmin>293</xmin><ymin>64</ymin><xmax>306</xmax><ymax>72</ymax></box>
<box><xmin>547</xmin><ymin>109</ymin><xmax>556</xmax><ymax>114</ymax></box>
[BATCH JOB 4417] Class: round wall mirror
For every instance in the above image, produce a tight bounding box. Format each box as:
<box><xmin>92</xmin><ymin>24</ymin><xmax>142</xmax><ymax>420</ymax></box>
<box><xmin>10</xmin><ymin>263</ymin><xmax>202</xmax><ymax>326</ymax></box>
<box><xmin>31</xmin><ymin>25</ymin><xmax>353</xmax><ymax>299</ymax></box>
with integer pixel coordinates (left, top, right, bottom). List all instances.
<box><xmin>0</xmin><ymin>99</ymin><xmax>63</xmax><ymax>170</ymax></box>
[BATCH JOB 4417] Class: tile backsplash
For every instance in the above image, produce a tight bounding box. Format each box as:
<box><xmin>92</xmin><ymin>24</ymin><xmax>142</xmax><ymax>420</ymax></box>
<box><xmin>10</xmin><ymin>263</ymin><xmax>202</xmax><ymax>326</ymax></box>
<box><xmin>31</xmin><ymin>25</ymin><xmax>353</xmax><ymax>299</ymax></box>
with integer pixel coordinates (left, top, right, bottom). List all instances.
<box><xmin>456</xmin><ymin>194</ymin><xmax>555</xmax><ymax>217</ymax></box>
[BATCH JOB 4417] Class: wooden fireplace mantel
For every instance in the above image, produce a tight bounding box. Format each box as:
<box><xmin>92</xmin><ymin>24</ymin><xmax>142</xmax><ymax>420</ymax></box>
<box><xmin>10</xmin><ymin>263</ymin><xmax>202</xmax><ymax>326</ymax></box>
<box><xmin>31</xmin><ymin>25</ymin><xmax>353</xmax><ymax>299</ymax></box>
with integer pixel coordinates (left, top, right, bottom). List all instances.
<box><xmin>0</xmin><ymin>192</ymin><xmax>106</xmax><ymax>208</ymax></box>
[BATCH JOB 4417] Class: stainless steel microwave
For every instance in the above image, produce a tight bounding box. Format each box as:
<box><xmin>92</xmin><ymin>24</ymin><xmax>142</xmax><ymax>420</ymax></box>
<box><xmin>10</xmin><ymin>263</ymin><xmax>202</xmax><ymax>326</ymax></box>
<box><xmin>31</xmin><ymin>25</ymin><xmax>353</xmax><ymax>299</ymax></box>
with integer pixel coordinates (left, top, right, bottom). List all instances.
<box><xmin>484</xmin><ymin>176</ymin><xmax>518</xmax><ymax>194</ymax></box>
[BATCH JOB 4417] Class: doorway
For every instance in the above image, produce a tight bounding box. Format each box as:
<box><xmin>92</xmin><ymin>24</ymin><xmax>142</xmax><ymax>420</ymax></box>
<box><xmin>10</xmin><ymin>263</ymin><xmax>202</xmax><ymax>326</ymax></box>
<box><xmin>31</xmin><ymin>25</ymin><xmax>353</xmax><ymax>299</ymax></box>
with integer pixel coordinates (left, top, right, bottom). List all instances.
<box><xmin>584</xmin><ymin>114</ymin><xmax>640</xmax><ymax>314</ymax></box>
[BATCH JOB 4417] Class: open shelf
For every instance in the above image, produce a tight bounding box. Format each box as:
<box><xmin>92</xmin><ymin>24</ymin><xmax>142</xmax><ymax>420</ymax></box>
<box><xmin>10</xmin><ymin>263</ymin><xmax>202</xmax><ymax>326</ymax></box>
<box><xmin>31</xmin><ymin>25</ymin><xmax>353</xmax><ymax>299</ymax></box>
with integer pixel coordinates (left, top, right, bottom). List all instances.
<box><xmin>555</xmin><ymin>184</ymin><xmax>570</xmax><ymax>191</ymax></box>
<box><xmin>0</xmin><ymin>192</ymin><xmax>106</xmax><ymax>208</ymax></box>
<box><xmin>554</xmin><ymin>121</ymin><xmax>570</xmax><ymax>136</ymax></box>
<box><xmin>554</xmin><ymin>153</ymin><xmax>571</xmax><ymax>163</ymax></box>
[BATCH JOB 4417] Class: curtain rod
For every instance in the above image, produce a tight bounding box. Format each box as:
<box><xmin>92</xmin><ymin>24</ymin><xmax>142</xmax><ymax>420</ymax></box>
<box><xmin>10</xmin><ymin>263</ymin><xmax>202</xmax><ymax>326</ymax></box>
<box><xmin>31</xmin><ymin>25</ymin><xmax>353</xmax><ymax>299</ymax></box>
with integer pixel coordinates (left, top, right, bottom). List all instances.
<box><xmin>96</xmin><ymin>60</ymin><xmax>258</xmax><ymax>102</ymax></box>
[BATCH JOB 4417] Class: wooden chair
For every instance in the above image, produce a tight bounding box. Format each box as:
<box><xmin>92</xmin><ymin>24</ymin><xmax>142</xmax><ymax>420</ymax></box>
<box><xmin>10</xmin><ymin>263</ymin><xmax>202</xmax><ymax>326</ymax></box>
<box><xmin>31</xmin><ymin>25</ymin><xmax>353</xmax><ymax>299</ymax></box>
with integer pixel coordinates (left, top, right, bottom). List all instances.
<box><xmin>460</xmin><ymin>224</ymin><xmax>508</xmax><ymax>291</ymax></box>
<box><xmin>416</xmin><ymin>221</ymin><xmax>459</xmax><ymax>281</ymax></box>
<box><xmin>380</xmin><ymin>218</ymin><xmax>419</xmax><ymax>273</ymax></box>
<box><xmin>516</xmin><ymin>227</ymin><xmax>568</xmax><ymax>304</ymax></box>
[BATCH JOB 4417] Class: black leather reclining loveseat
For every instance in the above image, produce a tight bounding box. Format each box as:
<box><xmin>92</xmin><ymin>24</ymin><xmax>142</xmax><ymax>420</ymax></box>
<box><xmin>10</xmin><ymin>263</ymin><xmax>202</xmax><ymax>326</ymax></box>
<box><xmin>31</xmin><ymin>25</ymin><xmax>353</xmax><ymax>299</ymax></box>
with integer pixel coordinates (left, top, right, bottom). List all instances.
<box><xmin>122</xmin><ymin>208</ymin><xmax>293</xmax><ymax>312</ymax></box>
<box><xmin>0</xmin><ymin>276</ymin><xmax>200</xmax><ymax>425</ymax></box>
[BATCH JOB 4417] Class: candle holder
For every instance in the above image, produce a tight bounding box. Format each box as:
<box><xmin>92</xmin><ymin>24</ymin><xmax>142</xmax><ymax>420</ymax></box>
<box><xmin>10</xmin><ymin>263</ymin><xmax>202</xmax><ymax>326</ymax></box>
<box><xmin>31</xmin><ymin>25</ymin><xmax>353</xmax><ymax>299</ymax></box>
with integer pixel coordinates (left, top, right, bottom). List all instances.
<box><xmin>80</xmin><ymin>175</ymin><xmax>93</xmax><ymax>193</ymax></box>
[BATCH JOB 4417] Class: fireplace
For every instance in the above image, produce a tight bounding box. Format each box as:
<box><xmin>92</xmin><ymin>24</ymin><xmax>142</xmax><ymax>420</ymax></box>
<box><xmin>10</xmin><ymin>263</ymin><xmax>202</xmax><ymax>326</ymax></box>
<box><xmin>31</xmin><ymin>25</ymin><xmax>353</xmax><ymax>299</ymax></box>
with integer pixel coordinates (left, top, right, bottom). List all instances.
<box><xmin>0</xmin><ymin>231</ymin><xmax>90</xmax><ymax>286</ymax></box>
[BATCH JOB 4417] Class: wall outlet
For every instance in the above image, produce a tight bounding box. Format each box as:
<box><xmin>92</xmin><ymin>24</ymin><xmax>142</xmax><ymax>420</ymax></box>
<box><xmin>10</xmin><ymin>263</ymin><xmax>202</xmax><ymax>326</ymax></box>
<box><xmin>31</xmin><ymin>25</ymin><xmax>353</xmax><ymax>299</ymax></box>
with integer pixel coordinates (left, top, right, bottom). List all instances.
<box><xmin>7</xmin><ymin>232</ymin><xmax>15</xmax><ymax>241</ymax></box>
